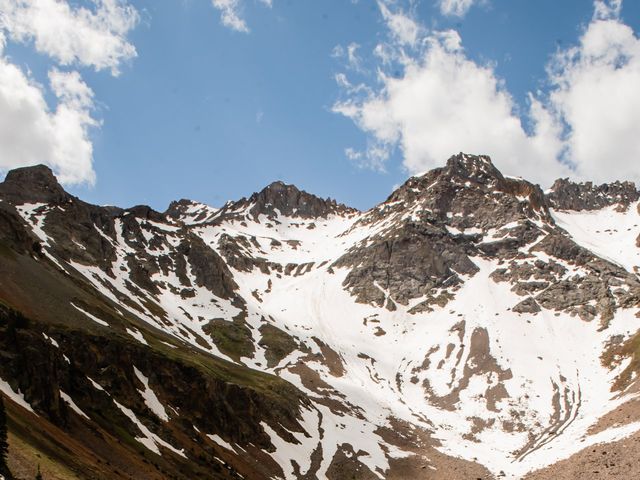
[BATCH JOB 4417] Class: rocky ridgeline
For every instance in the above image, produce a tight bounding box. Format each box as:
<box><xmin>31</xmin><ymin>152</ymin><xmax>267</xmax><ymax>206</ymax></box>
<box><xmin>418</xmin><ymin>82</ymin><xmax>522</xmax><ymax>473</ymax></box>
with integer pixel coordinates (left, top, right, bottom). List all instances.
<box><xmin>1</xmin><ymin>155</ymin><xmax>640</xmax><ymax>480</ymax></box>
<box><xmin>547</xmin><ymin>177</ymin><xmax>640</xmax><ymax>211</ymax></box>
<box><xmin>218</xmin><ymin>180</ymin><xmax>357</xmax><ymax>221</ymax></box>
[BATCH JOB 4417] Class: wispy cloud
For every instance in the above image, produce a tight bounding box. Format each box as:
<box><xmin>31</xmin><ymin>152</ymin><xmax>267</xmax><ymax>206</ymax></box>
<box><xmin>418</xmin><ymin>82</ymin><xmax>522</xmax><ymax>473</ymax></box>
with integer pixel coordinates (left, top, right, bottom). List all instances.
<box><xmin>332</xmin><ymin>42</ymin><xmax>366</xmax><ymax>73</ymax></box>
<box><xmin>377</xmin><ymin>0</ymin><xmax>421</xmax><ymax>47</ymax></box>
<box><xmin>438</xmin><ymin>0</ymin><xmax>479</xmax><ymax>18</ymax></box>
<box><xmin>211</xmin><ymin>0</ymin><xmax>273</xmax><ymax>33</ymax></box>
<box><xmin>211</xmin><ymin>0</ymin><xmax>249</xmax><ymax>33</ymax></box>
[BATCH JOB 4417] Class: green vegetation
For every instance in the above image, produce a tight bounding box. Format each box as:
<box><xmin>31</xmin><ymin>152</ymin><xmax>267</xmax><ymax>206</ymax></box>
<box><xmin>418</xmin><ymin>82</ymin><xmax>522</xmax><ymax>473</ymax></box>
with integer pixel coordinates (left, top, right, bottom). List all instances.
<box><xmin>202</xmin><ymin>309</ymin><xmax>255</xmax><ymax>363</ymax></box>
<box><xmin>259</xmin><ymin>324</ymin><xmax>298</xmax><ymax>368</ymax></box>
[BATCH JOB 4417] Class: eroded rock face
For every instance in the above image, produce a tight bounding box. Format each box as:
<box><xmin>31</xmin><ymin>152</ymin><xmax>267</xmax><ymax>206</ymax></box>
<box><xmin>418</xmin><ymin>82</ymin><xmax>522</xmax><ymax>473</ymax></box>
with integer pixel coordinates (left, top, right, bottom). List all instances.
<box><xmin>334</xmin><ymin>153</ymin><xmax>552</xmax><ymax>310</ymax></box>
<box><xmin>547</xmin><ymin>178</ymin><xmax>639</xmax><ymax>211</ymax></box>
<box><xmin>335</xmin><ymin>221</ymin><xmax>479</xmax><ymax>308</ymax></box>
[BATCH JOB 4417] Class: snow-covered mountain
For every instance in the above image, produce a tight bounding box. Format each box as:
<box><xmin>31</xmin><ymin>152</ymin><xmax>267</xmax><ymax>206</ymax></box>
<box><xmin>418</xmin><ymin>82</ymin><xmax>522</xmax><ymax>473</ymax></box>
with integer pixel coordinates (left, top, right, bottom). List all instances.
<box><xmin>0</xmin><ymin>153</ymin><xmax>639</xmax><ymax>480</ymax></box>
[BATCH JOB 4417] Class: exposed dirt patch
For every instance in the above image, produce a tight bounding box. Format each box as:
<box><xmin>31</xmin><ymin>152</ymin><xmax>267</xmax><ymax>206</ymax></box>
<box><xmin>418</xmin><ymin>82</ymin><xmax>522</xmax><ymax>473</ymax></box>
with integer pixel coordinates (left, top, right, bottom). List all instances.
<box><xmin>524</xmin><ymin>430</ymin><xmax>640</xmax><ymax>480</ymax></box>
<box><xmin>376</xmin><ymin>418</ymin><xmax>495</xmax><ymax>479</ymax></box>
<box><xmin>588</xmin><ymin>396</ymin><xmax>640</xmax><ymax>435</ymax></box>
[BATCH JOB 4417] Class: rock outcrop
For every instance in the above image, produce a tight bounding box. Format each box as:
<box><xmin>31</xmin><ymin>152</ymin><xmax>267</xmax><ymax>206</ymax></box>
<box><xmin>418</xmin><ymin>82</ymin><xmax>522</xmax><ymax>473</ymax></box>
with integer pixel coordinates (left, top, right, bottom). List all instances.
<box><xmin>547</xmin><ymin>178</ymin><xmax>639</xmax><ymax>211</ymax></box>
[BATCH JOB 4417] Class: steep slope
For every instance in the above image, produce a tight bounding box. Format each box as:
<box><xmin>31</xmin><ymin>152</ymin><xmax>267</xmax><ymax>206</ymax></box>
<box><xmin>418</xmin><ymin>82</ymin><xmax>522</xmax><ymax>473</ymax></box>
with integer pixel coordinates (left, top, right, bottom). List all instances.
<box><xmin>0</xmin><ymin>155</ymin><xmax>639</xmax><ymax>479</ymax></box>
<box><xmin>548</xmin><ymin>178</ymin><xmax>640</xmax><ymax>275</ymax></box>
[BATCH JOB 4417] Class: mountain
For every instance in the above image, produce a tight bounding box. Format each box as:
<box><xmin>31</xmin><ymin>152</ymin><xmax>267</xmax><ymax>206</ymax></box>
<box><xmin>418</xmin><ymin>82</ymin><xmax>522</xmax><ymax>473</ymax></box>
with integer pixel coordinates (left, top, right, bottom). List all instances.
<box><xmin>0</xmin><ymin>153</ymin><xmax>639</xmax><ymax>480</ymax></box>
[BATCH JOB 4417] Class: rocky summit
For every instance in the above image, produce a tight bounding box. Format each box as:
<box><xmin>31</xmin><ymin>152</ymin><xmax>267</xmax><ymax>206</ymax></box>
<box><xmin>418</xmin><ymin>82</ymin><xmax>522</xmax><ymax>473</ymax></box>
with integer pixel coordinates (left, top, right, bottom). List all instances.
<box><xmin>1</xmin><ymin>153</ymin><xmax>640</xmax><ymax>480</ymax></box>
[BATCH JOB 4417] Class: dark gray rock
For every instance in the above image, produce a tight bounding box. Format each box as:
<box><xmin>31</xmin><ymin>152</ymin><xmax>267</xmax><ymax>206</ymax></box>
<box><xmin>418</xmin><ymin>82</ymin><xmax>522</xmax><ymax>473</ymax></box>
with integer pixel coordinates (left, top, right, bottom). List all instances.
<box><xmin>334</xmin><ymin>153</ymin><xmax>553</xmax><ymax>308</ymax></box>
<box><xmin>0</xmin><ymin>164</ymin><xmax>68</xmax><ymax>204</ymax></box>
<box><xmin>547</xmin><ymin>178</ymin><xmax>639</xmax><ymax>211</ymax></box>
<box><xmin>227</xmin><ymin>181</ymin><xmax>356</xmax><ymax>220</ymax></box>
<box><xmin>513</xmin><ymin>297</ymin><xmax>541</xmax><ymax>314</ymax></box>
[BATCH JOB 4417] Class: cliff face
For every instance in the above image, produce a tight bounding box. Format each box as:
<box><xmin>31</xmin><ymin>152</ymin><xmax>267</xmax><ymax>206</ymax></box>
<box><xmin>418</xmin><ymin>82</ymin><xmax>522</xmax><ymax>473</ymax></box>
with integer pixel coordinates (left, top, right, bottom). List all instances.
<box><xmin>0</xmin><ymin>155</ymin><xmax>639</xmax><ymax>480</ymax></box>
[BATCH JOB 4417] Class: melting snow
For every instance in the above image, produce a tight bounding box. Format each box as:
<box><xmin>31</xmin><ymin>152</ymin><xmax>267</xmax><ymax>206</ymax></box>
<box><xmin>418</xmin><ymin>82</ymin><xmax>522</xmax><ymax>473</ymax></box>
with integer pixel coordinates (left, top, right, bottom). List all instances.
<box><xmin>0</xmin><ymin>377</ymin><xmax>34</xmax><ymax>413</ymax></box>
<box><xmin>206</xmin><ymin>434</ymin><xmax>235</xmax><ymax>452</ymax></box>
<box><xmin>70</xmin><ymin>303</ymin><xmax>109</xmax><ymax>327</ymax></box>
<box><xmin>552</xmin><ymin>201</ymin><xmax>640</xmax><ymax>274</ymax></box>
<box><xmin>134</xmin><ymin>366</ymin><xmax>169</xmax><ymax>422</ymax></box>
<box><xmin>60</xmin><ymin>391</ymin><xmax>89</xmax><ymax>419</ymax></box>
<box><xmin>113</xmin><ymin>399</ymin><xmax>186</xmax><ymax>458</ymax></box>
<box><xmin>126</xmin><ymin>328</ymin><xmax>148</xmax><ymax>345</ymax></box>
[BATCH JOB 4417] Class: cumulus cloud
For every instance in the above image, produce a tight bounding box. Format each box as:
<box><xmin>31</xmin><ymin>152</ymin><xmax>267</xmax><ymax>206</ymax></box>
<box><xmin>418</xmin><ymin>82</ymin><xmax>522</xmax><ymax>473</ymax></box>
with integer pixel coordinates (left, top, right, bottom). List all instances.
<box><xmin>0</xmin><ymin>0</ymin><xmax>139</xmax><ymax>75</ymax></box>
<box><xmin>546</xmin><ymin>0</ymin><xmax>640</xmax><ymax>183</ymax></box>
<box><xmin>438</xmin><ymin>0</ymin><xmax>478</xmax><ymax>17</ymax></box>
<box><xmin>0</xmin><ymin>45</ymin><xmax>98</xmax><ymax>184</ymax></box>
<box><xmin>334</xmin><ymin>0</ymin><xmax>640</xmax><ymax>186</ymax></box>
<box><xmin>0</xmin><ymin>0</ymin><xmax>139</xmax><ymax>184</ymax></box>
<box><xmin>333</xmin><ymin>30</ymin><xmax>566</xmax><ymax>184</ymax></box>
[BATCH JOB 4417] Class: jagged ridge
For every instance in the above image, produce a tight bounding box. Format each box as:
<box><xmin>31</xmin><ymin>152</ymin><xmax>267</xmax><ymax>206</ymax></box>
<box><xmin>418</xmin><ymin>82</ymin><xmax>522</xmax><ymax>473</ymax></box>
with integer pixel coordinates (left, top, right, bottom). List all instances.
<box><xmin>0</xmin><ymin>154</ymin><xmax>639</xmax><ymax>480</ymax></box>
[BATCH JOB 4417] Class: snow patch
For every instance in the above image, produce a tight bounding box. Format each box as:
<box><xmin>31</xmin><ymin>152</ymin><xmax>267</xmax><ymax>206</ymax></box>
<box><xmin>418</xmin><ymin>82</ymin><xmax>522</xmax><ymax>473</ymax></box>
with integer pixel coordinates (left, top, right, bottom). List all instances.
<box><xmin>134</xmin><ymin>366</ymin><xmax>169</xmax><ymax>422</ymax></box>
<box><xmin>60</xmin><ymin>391</ymin><xmax>89</xmax><ymax>419</ymax></box>
<box><xmin>71</xmin><ymin>303</ymin><xmax>109</xmax><ymax>327</ymax></box>
<box><xmin>0</xmin><ymin>377</ymin><xmax>34</xmax><ymax>413</ymax></box>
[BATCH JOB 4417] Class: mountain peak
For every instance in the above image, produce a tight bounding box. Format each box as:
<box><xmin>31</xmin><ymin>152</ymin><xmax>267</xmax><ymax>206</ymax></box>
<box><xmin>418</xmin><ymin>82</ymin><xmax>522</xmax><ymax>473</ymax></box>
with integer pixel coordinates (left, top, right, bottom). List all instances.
<box><xmin>444</xmin><ymin>152</ymin><xmax>505</xmax><ymax>183</ymax></box>
<box><xmin>232</xmin><ymin>180</ymin><xmax>356</xmax><ymax>219</ymax></box>
<box><xmin>165</xmin><ymin>199</ymin><xmax>220</xmax><ymax>225</ymax></box>
<box><xmin>0</xmin><ymin>164</ymin><xmax>68</xmax><ymax>204</ymax></box>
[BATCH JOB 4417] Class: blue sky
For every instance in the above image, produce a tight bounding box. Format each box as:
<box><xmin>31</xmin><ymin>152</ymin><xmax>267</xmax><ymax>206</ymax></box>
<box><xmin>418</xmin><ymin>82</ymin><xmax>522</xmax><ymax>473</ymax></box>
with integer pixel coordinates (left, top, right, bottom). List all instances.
<box><xmin>1</xmin><ymin>0</ymin><xmax>639</xmax><ymax>211</ymax></box>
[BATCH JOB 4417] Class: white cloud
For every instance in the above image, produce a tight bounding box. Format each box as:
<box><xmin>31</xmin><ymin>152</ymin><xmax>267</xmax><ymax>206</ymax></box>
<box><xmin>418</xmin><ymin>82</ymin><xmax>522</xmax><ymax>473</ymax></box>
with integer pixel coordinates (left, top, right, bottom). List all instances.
<box><xmin>344</xmin><ymin>145</ymin><xmax>389</xmax><ymax>172</ymax></box>
<box><xmin>0</xmin><ymin>45</ymin><xmax>97</xmax><ymax>184</ymax></box>
<box><xmin>546</xmin><ymin>3</ymin><xmax>640</xmax><ymax>183</ymax></box>
<box><xmin>211</xmin><ymin>0</ymin><xmax>274</xmax><ymax>33</ymax></box>
<box><xmin>438</xmin><ymin>0</ymin><xmax>478</xmax><ymax>17</ymax></box>
<box><xmin>0</xmin><ymin>1</ymin><xmax>140</xmax><ymax>184</ymax></box>
<box><xmin>593</xmin><ymin>0</ymin><xmax>621</xmax><ymax>20</ymax></box>
<box><xmin>334</xmin><ymin>0</ymin><xmax>640</xmax><ymax>186</ymax></box>
<box><xmin>211</xmin><ymin>0</ymin><xmax>249</xmax><ymax>33</ymax></box>
<box><xmin>332</xmin><ymin>42</ymin><xmax>365</xmax><ymax>72</ymax></box>
<box><xmin>377</xmin><ymin>1</ymin><xmax>421</xmax><ymax>47</ymax></box>
<box><xmin>333</xmin><ymin>29</ymin><xmax>567</xmax><ymax>184</ymax></box>
<box><xmin>345</xmin><ymin>147</ymin><xmax>362</xmax><ymax>162</ymax></box>
<box><xmin>0</xmin><ymin>0</ymin><xmax>139</xmax><ymax>75</ymax></box>
<box><xmin>347</xmin><ymin>43</ymin><xmax>364</xmax><ymax>72</ymax></box>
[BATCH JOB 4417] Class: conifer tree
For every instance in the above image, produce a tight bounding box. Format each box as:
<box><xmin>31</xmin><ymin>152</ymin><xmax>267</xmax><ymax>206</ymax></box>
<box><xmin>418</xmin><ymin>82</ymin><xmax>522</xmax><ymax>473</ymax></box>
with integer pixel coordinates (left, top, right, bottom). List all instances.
<box><xmin>0</xmin><ymin>396</ymin><xmax>12</xmax><ymax>480</ymax></box>
<box><xmin>0</xmin><ymin>396</ymin><xmax>8</xmax><ymax>472</ymax></box>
